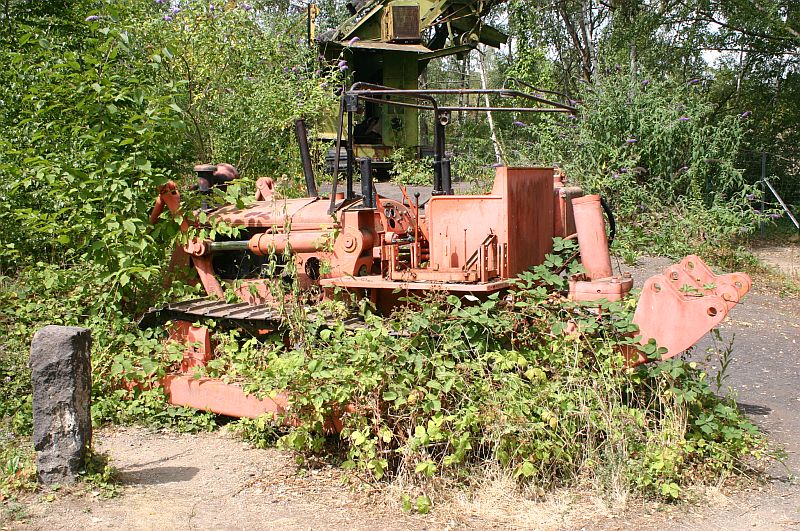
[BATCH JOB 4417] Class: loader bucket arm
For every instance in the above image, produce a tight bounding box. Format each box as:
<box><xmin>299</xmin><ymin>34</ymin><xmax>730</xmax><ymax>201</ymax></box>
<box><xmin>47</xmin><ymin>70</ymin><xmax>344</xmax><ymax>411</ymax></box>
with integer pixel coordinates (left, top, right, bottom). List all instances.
<box><xmin>629</xmin><ymin>255</ymin><xmax>752</xmax><ymax>366</ymax></box>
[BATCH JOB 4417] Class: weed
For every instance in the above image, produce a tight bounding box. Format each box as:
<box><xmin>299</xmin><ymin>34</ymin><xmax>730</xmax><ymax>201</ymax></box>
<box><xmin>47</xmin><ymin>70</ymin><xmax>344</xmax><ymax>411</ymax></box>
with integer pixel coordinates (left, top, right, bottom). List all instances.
<box><xmin>0</xmin><ymin>442</ymin><xmax>36</xmax><ymax>498</ymax></box>
<box><xmin>1</xmin><ymin>500</ymin><xmax>29</xmax><ymax>525</ymax></box>
<box><xmin>80</xmin><ymin>451</ymin><xmax>122</xmax><ymax>498</ymax></box>
<box><xmin>228</xmin><ymin>243</ymin><xmax>768</xmax><ymax>503</ymax></box>
<box><xmin>389</xmin><ymin>148</ymin><xmax>434</xmax><ymax>186</ymax></box>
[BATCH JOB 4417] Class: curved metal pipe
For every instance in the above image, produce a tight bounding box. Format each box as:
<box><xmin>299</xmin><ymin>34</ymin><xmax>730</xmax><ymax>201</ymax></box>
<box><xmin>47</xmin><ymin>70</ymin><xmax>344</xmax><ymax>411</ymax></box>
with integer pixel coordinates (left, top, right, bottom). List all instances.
<box><xmin>328</xmin><ymin>92</ymin><xmax>346</xmax><ymax>215</ymax></box>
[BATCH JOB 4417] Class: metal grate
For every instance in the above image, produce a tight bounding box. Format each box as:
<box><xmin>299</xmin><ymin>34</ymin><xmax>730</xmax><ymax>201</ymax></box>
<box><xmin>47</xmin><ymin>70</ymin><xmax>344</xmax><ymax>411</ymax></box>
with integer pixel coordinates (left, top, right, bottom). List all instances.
<box><xmin>384</xmin><ymin>5</ymin><xmax>420</xmax><ymax>43</ymax></box>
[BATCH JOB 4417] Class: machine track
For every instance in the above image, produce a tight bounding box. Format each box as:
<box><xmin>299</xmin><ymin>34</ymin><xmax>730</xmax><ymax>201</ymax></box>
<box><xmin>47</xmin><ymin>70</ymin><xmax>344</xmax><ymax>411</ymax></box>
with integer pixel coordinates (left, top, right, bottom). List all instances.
<box><xmin>138</xmin><ymin>298</ymin><xmax>366</xmax><ymax>333</ymax></box>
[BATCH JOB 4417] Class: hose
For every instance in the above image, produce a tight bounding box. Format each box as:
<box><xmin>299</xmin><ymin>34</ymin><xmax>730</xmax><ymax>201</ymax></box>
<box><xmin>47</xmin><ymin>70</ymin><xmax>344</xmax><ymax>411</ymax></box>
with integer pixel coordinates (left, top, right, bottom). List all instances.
<box><xmin>600</xmin><ymin>196</ymin><xmax>616</xmax><ymax>246</ymax></box>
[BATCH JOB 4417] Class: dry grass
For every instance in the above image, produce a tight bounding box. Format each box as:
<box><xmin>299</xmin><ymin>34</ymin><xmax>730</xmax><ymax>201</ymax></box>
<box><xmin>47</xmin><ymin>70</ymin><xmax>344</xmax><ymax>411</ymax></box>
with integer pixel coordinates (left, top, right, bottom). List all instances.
<box><xmin>377</xmin><ymin>462</ymin><xmax>650</xmax><ymax>529</ymax></box>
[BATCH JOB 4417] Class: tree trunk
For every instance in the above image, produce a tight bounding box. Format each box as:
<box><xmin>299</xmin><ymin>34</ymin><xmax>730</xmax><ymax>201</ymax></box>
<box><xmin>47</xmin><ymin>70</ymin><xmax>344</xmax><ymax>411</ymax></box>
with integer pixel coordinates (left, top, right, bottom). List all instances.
<box><xmin>477</xmin><ymin>46</ymin><xmax>505</xmax><ymax>165</ymax></box>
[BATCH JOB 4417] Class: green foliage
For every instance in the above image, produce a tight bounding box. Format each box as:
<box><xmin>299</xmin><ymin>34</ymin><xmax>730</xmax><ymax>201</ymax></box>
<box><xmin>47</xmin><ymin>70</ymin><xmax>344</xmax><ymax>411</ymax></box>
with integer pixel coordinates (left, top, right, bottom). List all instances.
<box><xmin>0</xmin><ymin>0</ymin><xmax>336</xmax><ymax>456</ymax></box>
<box><xmin>228</xmin><ymin>244</ymin><xmax>765</xmax><ymax>502</ymax></box>
<box><xmin>0</xmin><ymin>442</ymin><xmax>36</xmax><ymax>498</ymax></box>
<box><xmin>0</xmin><ymin>0</ymin><xmax>776</xmax><ymax>507</ymax></box>
<box><xmin>132</xmin><ymin>0</ymin><xmax>337</xmax><ymax>176</ymax></box>
<box><xmin>0</xmin><ymin>12</ymin><xmax>181</xmax><ymax>276</ymax></box>
<box><xmin>388</xmin><ymin>148</ymin><xmax>432</xmax><ymax>186</ymax></box>
<box><xmin>80</xmin><ymin>450</ymin><xmax>122</xmax><ymax>498</ymax></box>
<box><xmin>507</xmin><ymin>72</ymin><xmax>760</xmax><ymax>258</ymax></box>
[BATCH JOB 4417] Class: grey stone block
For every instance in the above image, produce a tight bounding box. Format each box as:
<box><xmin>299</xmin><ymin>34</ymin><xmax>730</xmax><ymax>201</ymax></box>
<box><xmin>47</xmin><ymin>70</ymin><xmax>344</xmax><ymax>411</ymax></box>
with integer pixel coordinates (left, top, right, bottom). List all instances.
<box><xmin>29</xmin><ymin>325</ymin><xmax>92</xmax><ymax>485</ymax></box>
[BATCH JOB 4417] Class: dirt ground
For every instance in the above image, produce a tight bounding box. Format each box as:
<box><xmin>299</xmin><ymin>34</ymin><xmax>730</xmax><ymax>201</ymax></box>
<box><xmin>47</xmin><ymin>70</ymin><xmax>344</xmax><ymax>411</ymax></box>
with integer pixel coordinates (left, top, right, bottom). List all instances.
<box><xmin>4</xmin><ymin>256</ymin><xmax>800</xmax><ymax>530</ymax></box>
<box><xmin>751</xmin><ymin>241</ymin><xmax>800</xmax><ymax>279</ymax></box>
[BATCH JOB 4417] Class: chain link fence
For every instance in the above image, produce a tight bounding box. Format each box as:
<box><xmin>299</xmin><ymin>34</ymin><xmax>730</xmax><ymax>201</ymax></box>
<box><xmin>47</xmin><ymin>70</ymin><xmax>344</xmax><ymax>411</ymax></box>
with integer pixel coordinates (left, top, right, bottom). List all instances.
<box><xmin>740</xmin><ymin>151</ymin><xmax>800</xmax><ymax>235</ymax></box>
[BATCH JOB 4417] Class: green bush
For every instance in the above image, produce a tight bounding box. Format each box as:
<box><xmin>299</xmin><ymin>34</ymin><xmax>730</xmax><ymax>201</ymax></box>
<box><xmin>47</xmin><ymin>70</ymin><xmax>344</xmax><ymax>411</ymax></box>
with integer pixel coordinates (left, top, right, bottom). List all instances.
<box><xmin>0</xmin><ymin>0</ymin><xmax>769</xmax><ymax>507</ymax></box>
<box><xmin>204</xmin><ymin>242</ymin><xmax>767</xmax><ymax>501</ymax></box>
<box><xmin>388</xmin><ymin>148</ymin><xmax>433</xmax><ymax>186</ymax></box>
<box><xmin>0</xmin><ymin>0</ymin><xmax>331</xmax><ymax>454</ymax></box>
<box><xmin>504</xmin><ymin>72</ymin><xmax>760</xmax><ymax>259</ymax></box>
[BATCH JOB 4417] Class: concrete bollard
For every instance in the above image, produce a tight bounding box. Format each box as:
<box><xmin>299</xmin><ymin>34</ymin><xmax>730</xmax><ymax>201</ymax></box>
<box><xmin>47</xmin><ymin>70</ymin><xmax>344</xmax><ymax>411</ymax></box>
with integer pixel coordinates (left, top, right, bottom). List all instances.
<box><xmin>29</xmin><ymin>325</ymin><xmax>92</xmax><ymax>485</ymax></box>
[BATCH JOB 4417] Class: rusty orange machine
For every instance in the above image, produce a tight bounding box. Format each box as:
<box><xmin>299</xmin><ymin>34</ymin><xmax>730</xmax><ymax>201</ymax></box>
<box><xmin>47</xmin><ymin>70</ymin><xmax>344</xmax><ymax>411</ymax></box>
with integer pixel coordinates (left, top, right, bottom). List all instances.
<box><xmin>143</xmin><ymin>86</ymin><xmax>752</xmax><ymax>420</ymax></box>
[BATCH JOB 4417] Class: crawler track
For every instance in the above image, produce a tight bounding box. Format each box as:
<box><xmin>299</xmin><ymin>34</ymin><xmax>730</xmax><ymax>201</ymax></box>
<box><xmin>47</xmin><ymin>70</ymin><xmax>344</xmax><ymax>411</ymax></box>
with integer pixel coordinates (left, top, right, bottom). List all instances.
<box><xmin>138</xmin><ymin>298</ymin><xmax>366</xmax><ymax>333</ymax></box>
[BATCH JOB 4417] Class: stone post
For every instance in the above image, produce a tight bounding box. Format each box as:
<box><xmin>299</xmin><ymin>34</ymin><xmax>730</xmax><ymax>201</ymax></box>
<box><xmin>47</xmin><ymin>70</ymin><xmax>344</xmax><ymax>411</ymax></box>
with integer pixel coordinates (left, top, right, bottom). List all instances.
<box><xmin>29</xmin><ymin>325</ymin><xmax>92</xmax><ymax>485</ymax></box>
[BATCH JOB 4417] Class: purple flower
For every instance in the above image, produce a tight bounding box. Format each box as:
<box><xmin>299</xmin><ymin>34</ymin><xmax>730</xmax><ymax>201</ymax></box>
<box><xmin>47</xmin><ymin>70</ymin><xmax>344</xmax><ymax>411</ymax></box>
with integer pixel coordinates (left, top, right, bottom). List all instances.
<box><xmin>638</xmin><ymin>204</ymin><xmax>646</xmax><ymax>212</ymax></box>
<box><xmin>292</xmin><ymin>66</ymin><xmax>300</xmax><ymax>73</ymax></box>
<box><xmin>620</xmin><ymin>167</ymin><xmax>629</xmax><ymax>173</ymax></box>
<box><xmin>170</xmin><ymin>6</ymin><xmax>180</xmax><ymax>14</ymax></box>
<box><xmin>321</xmin><ymin>82</ymin><xmax>328</xmax><ymax>89</ymax></box>
<box><xmin>513</xmin><ymin>120</ymin><xmax>526</xmax><ymax>127</ymax></box>
<box><xmin>769</xmin><ymin>213</ymin><xmax>782</xmax><ymax>219</ymax></box>
<box><xmin>348</xmin><ymin>36</ymin><xmax>361</xmax><ymax>46</ymax></box>
<box><xmin>85</xmin><ymin>15</ymin><xmax>100</xmax><ymax>21</ymax></box>
<box><xmin>241</xmin><ymin>3</ymin><xmax>252</xmax><ymax>11</ymax></box>
<box><xmin>740</xmin><ymin>111</ymin><xmax>752</xmax><ymax>119</ymax></box>
<box><xmin>678</xmin><ymin>116</ymin><xmax>690</xmax><ymax>122</ymax></box>
<box><xmin>338</xmin><ymin>59</ymin><xmax>348</xmax><ymax>71</ymax></box>
<box><xmin>688</xmin><ymin>78</ymin><xmax>700</xmax><ymax>85</ymax></box>
<box><xmin>746</xmin><ymin>193</ymin><xmax>755</xmax><ymax>200</ymax></box>
<box><xmin>641</xmin><ymin>79</ymin><xmax>650</xmax><ymax>86</ymax></box>
<box><xmin>567</xmin><ymin>114</ymin><xmax>576</xmax><ymax>120</ymax></box>
<box><xmin>155</xmin><ymin>0</ymin><xmax>163</xmax><ymax>3</ymax></box>
<box><xmin>626</xmin><ymin>138</ymin><xmax>637</xmax><ymax>144</ymax></box>
<box><xmin>209</xmin><ymin>4</ymin><xmax>215</xmax><ymax>11</ymax></box>
<box><xmin>612</xmin><ymin>172</ymin><xmax>620</xmax><ymax>180</ymax></box>
<box><xmin>163</xmin><ymin>14</ymin><xmax>173</xmax><ymax>21</ymax></box>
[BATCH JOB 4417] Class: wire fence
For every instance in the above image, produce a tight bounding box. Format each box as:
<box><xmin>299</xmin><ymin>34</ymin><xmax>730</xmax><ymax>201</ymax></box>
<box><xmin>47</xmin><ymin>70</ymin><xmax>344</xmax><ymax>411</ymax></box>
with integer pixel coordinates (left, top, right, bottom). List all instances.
<box><xmin>740</xmin><ymin>152</ymin><xmax>800</xmax><ymax>235</ymax></box>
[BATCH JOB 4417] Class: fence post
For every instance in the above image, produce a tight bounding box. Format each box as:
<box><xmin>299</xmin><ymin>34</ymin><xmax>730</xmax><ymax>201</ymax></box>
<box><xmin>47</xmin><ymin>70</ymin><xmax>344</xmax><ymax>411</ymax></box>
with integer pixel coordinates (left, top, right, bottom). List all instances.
<box><xmin>29</xmin><ymin>326</ymin><xmax>92</xmax><ymax>485</ymax></box>
<box><xmin>760</xmin><ymin>152</ymin><xmax>767</xmax><ymax>238</ymax></box>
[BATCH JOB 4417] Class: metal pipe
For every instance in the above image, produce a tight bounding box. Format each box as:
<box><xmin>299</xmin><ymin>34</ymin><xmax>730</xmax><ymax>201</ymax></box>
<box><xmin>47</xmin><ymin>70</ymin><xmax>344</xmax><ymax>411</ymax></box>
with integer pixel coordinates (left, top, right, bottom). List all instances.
<box><xmin>433</xmin><ymin>120</ymin><xmax>444</xmax><ymax>194</ymax></box>
<box><xmin>295</xmin><ymin>118</ymin><xmax>318</xmax><ymax>198</ymax></box>
<box><xmin>440</xmin><ymin>106</ymin><xmax>573</xmax><ymax>113</ymax></box>
<box><xmin>208</xmin><ymin>240</ymin><xmax>250</xmax><ymax>252</ymax></box>
<box><xmin>248</xmin><ymin>232</ymin><xmax>326</xmax><ymax>256</ymax></box>
<box><xmin>359</xmin><ymin>157</ymin><xmax>375</xmax><ymax>208</ymax></box>
<box><xmin>355</xmin><ymin>97</ymin><xmax>572</xmax><ymax>113</ymax></box>
<box><xmin>572</xmin><ymin>195</ymin><xmax>613</xmax><ymax>280</ymax></box>
<box><xmin>350</xmin><ymin>82</ymin><xmax>440</xmax><ymax>116</ymax></box>
<box><xmin>348</xmin><ymin>86</ymin><xmax>576</xmax><ymax>112</ymax></box>
<box><xmin>328</xmin><ymin>93</ymin><xmax>345</xmax><ymax>215</ymax></box>
<box><xmin>441</xmin><ymin>158</ymin><xmax>453</xmax><ymax>195</ymax></box>
<box><xmin>346</xmin><ymin>108</ymin><xmax>354</xmax><ymax>199</ymax></box>
<box><xmin>764</xmin><ymin>177</ymin><xmax>800</xmax><ymax>229</ymax></box>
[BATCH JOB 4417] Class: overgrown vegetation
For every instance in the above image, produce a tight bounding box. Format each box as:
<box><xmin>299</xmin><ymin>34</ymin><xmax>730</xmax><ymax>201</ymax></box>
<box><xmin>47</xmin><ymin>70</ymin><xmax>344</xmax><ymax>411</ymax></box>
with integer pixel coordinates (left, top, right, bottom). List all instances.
<box><xmin>216</xmin><ymin>241</ymin><xmax>766</xmax><ymax>505</ymax></box>
<box><xmin>0</xmin><ymin>0</ymin><xmax>789</xmax><ymax>511</ymax></box>
<box><xmin>0</xmin><ymin>0</ymin><xmax>334</xmax><ymax>495</ymax></box>
<box><xmin>509</xmin><ymin>73</ymin><xmax>760</xmax><ymax>262</ymax></box>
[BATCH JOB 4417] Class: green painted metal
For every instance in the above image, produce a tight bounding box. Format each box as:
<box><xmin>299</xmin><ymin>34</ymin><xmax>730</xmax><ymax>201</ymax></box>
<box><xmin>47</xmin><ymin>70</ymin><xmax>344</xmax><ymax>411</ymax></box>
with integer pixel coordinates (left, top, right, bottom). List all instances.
<box><xmin>317</xmin><ymin>0</ymin><xmax>506</xmax><ymax>154</ymax></box>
